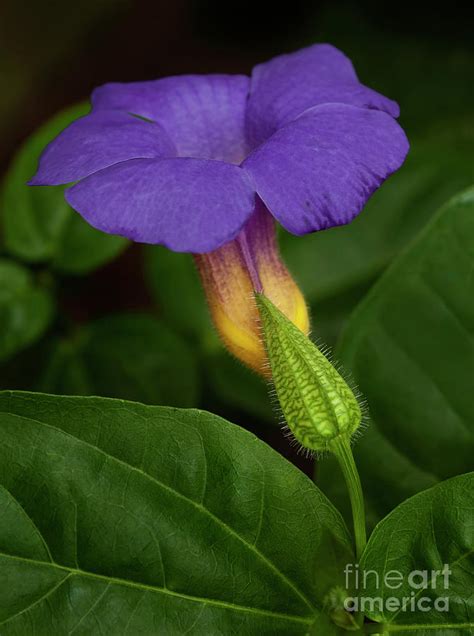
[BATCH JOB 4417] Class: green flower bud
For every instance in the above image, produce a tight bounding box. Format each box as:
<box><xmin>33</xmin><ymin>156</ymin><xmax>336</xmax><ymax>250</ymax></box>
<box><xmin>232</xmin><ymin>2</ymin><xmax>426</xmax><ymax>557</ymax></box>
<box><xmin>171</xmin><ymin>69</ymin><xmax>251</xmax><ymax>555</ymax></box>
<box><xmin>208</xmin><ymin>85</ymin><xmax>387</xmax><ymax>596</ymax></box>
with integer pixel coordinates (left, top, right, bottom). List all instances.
<box><xmin>256</xmin><ymin>293</ymin><xmax>361</xmax><ymax>452</ymax></box>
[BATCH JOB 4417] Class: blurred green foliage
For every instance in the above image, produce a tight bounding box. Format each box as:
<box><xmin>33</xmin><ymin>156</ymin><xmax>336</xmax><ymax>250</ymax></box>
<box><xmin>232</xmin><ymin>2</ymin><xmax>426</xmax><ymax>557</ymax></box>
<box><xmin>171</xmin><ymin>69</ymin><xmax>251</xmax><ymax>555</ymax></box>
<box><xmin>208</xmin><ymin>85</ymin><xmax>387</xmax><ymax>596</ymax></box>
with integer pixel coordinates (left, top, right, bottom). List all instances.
<box><xmin>319</xmin><ymin>188</ymin><xmax>474</xmax><ymax>528</ymax></box>
<box><xmin>38</xmin><ymin>314</ymin><xmax>199</xmax><ymax>406</ymax></box>
<box><xmin>0</xmin><ymin>259</ymin><xmax>54</xmax><ymax>361</ymax></box>
<box><xmin>2</xmin><ymin>103</ymin><xmax>128</xmax><ymax>271</ymax></box>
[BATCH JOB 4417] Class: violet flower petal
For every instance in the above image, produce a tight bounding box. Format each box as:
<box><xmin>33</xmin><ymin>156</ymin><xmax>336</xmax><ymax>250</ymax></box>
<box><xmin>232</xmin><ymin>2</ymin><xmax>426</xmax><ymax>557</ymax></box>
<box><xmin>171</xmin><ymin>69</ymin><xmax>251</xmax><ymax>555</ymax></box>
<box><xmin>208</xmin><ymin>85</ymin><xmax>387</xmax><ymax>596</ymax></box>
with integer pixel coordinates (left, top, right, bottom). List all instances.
<box><xmin>92</xmin><ymin>75</ymin><xmax>250</xmax><ymax>163</ymax></box>
<box><xmin>65</xmin><ymin>157</ymin><xmax>256</xmax><ymax>252</ymax></box>
<box><xmin>29</xmin><ymin>110</ymin><xmax>176</xmax><ymax>186</ymax></box>
<box><xmin>243</xmin><ymin>103</ymin><xmax>409</xmax><ymax>235</ymax></box>
<box><xmin>247</xmin><ymin>43</ymin><xmax>400</xmax><ymax>146</ymax></box>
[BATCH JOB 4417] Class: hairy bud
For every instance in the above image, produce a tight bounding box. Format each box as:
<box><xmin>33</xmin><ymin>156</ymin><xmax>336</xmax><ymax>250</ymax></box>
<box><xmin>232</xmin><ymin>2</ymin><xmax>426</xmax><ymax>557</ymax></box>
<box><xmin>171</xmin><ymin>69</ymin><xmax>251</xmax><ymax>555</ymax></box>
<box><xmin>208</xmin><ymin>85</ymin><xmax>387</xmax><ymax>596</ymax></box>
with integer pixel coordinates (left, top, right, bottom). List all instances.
<box><xmin>256</xmin><ymin>293</ymin><xmax>361</xmax><ymax>451</ymax></box>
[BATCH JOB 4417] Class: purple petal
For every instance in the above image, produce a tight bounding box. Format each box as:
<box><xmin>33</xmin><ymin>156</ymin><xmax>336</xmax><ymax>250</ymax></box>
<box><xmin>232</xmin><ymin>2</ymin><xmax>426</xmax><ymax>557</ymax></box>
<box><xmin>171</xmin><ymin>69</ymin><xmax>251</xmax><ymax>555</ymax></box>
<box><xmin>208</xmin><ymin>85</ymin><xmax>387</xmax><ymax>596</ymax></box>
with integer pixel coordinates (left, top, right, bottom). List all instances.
<box><xmin>92</xmin><ymin>75</ymin><xmax>250</xmax><ymax>163</ymax></box>
<box><xmin>30</xmin><ymin>110</ymin><xmax>176</xmax><ymax>186</ymax></box>
<box><xmin>247</xmin><ymin>44</ymin><xmax>399</xmax><ymax>146</ymax></box>
<box><xmin>243</xmin><ymin>103</ymin><xmax>409</xmax><ymax>235</ymax></box>
<box><xmin>65</xmin><ymin>158</ymin><xmax>256</xmax><ymax>252</ymax></box>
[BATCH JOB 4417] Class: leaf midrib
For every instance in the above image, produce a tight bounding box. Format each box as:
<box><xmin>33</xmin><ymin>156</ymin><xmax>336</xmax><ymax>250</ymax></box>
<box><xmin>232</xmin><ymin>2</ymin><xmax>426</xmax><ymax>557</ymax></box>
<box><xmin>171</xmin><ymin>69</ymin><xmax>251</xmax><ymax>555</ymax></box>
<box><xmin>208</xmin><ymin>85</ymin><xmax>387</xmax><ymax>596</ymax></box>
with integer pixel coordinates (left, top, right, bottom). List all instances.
<box><xmin>0</xmin><ymin>552</ymin><xmax>313</xmax><ymax>627</ymax></box>
<box><xmin>383</xmin><ymin>621</ymin><xmax>474</xmax><ymax>633</ymax></box>
<box><xmin>2</xmin><ymin>411</ymin><xmax>317</xmax><ymax>614</ymax></box>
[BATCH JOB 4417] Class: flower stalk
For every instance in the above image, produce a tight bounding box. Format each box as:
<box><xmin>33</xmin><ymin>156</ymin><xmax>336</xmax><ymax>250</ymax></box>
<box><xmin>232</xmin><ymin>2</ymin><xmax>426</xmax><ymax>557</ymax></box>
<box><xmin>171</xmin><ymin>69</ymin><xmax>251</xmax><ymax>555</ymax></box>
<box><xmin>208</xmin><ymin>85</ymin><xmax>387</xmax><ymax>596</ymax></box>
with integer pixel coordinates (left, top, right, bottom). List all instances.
<box><xmin>329</xmin><ymin>435</ymin><xmax>367</xmax><ymax>560</ymax></box>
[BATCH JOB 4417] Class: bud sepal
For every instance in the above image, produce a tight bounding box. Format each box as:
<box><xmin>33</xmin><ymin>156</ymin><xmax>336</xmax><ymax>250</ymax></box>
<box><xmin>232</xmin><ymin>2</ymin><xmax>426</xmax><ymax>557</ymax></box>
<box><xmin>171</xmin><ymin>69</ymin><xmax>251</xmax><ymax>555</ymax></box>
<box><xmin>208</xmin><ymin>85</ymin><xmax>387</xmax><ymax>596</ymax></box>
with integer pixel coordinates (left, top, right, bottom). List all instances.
<box><xmin>255</xmin><ymin>292</ymin><xmax>361</xmax><ymax>452</ymax></box>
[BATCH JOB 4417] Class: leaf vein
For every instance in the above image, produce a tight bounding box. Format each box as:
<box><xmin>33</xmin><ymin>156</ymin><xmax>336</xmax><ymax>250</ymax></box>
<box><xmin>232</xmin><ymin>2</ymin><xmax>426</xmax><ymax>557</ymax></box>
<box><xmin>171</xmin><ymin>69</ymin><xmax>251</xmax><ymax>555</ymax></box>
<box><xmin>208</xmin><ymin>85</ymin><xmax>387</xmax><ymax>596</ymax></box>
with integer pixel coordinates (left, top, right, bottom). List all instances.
<box><xmin>0</xmin><ymin>552</ymin><xmax>314</xmax><ymax>626</ymax></box>
<box><xmin>11</xmin><ymin>413</ymin><xmax>316</xmax><ymax>613</ymax></box>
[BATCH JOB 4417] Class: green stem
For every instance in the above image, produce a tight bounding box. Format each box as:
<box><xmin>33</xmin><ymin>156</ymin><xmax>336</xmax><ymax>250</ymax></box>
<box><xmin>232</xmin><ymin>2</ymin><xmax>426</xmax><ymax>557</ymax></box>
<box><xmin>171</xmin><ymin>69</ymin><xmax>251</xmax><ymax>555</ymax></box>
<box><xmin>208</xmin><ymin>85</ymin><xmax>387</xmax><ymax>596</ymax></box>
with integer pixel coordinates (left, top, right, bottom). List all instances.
<box><xmin>329</xmin><ymin>435</ymin><xmax>367</xmax><ymax>561</ymax></box>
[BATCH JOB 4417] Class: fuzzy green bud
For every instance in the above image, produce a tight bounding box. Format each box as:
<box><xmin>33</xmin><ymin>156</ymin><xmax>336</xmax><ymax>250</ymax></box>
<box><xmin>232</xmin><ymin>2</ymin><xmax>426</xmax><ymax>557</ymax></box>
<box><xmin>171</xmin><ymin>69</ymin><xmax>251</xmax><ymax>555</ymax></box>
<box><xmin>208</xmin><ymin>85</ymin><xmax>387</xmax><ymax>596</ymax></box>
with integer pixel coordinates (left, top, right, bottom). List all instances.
<box><xmin>256</xmin><ymin>293</ymin><xmax>361</xmax><ymax>451</ymax></box>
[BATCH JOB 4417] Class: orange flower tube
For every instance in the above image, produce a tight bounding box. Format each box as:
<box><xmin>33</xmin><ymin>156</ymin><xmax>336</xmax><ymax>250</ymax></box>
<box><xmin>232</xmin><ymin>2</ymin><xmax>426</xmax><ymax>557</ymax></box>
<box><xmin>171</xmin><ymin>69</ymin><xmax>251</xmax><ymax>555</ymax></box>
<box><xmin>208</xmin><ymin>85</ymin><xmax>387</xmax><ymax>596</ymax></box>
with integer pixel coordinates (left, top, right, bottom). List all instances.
<box><xmin>195</xmin><ymin>202</ymin><xmax>309</xmax><ymax>375</ymax></box>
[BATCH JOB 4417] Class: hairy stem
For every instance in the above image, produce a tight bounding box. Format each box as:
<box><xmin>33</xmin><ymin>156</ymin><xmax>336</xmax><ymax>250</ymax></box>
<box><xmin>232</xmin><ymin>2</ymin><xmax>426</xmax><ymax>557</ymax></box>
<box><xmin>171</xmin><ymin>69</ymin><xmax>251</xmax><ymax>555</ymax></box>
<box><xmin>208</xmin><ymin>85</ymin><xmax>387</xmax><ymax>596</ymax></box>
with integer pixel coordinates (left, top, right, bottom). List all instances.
<box><xmin>330</xmin><ymin>435</ymin><xmax>367</xmax><ymax>561</ymax></box>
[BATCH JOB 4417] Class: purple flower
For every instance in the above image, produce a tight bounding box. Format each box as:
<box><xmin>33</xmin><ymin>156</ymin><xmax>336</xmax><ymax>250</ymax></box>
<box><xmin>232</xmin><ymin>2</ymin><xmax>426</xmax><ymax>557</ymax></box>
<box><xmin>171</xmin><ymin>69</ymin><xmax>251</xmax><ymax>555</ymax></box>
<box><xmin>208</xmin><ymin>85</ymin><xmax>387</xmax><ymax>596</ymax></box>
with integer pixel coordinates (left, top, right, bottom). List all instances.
<box><xmin>30</xmin><ymin>44</ymin><xmax>408</xmax><ymax>254</ymax></box>
<box><xmin>30</xmin><ymin>44</ymin><xmax>408</xmax><ymax>373</ymax></box>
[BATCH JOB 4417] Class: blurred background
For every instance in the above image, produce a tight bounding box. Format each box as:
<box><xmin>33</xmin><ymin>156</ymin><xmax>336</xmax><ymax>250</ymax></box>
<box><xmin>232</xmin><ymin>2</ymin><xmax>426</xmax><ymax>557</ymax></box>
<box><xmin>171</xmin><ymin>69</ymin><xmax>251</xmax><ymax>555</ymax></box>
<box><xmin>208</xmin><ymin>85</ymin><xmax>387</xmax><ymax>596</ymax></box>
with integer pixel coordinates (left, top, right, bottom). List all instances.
<box><xmin>1</xmin><ymin>1</ymin><xmax>473</xmax><ymax>501</ymax></box>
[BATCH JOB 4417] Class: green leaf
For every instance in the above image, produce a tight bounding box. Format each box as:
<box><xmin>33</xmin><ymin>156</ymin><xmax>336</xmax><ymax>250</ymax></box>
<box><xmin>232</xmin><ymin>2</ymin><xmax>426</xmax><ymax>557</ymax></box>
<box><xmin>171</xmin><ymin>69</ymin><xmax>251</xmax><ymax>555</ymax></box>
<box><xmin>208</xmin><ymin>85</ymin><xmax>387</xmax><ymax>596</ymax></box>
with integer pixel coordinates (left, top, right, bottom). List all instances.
<box><xmin>359</xmin><ymin>473</ymin><xmax>474</xmax><ymax>633</ymax></box>
<box><xmin>281</xmin><ymin>126</ymin><xmax>474</xmax><ymax>344</ymax></box>
<box><xmin>2</xmin><ymin>103</ymin><xmax>127</xmax><ymax>272</ymax></box>
<box><xmin>0</xmin><ymin>391</ymin><xmax>354</xmax><ymax>633</ymax></box>
<box><xmin>0</xmin><ymin>259</ymin><xmax>54</xmax><ymax>362</ymax></box>
<box><xmin>38</xmin><ymin>314</ymin><xmax>200</xmax><ymax>407</ymax></box>
<box><xmin>51</xmin><ymin>211</ymin><xmax>128</xmax><ymax>275</ymax></box>
<box><xmin>320</xmin><ymin>188</ymin><xmax>474</xmax><ymax>522</ymax></box>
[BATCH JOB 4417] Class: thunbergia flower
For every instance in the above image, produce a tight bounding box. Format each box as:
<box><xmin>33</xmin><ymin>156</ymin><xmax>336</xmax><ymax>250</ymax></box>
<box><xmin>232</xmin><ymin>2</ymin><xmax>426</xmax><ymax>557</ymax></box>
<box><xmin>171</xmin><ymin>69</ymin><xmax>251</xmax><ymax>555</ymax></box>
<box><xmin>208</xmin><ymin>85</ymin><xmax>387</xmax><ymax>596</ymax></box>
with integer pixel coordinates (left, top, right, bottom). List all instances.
<box><xmin>30</xmin><ymin>44</ymin><xmax>408</xmax><ymax>373</ymax></box>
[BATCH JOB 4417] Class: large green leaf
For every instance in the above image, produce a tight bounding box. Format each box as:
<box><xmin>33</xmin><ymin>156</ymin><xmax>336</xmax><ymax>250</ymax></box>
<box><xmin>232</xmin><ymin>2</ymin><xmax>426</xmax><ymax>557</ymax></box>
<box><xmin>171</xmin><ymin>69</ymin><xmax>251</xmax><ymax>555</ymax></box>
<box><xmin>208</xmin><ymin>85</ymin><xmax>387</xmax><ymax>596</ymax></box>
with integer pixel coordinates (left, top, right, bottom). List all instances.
<box><xmin>359</xmin><ymin>473</ymin><xmax>474</xmax><ymax>633</ymax></box>
<box><xmin>0</xmin><ymin>259</ymin><xmax>54</xmax><ymax>363</ymax></box>
<box><xmin>51</xmin><ymin>211</ymin><xmax>128</xmax><ymax>275</ymax></box>
<box><xmin>1</xmin><ymin>103</ymin><xmax>127</xmax><ymax>273</ymax></box>
<box><xmin>319</xmin><ymin>188</ymin><xmax>474</xmax><ymax>522</ymax></box>
<box><xmin>0</xmin><ymin>391</ymin><xmax>354</xmax><ymax>633</ymax></box>
<box><xmin>38</xmin><ymin>314</ymin><xmax>200</xmax><ymax>407</ymax></box>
